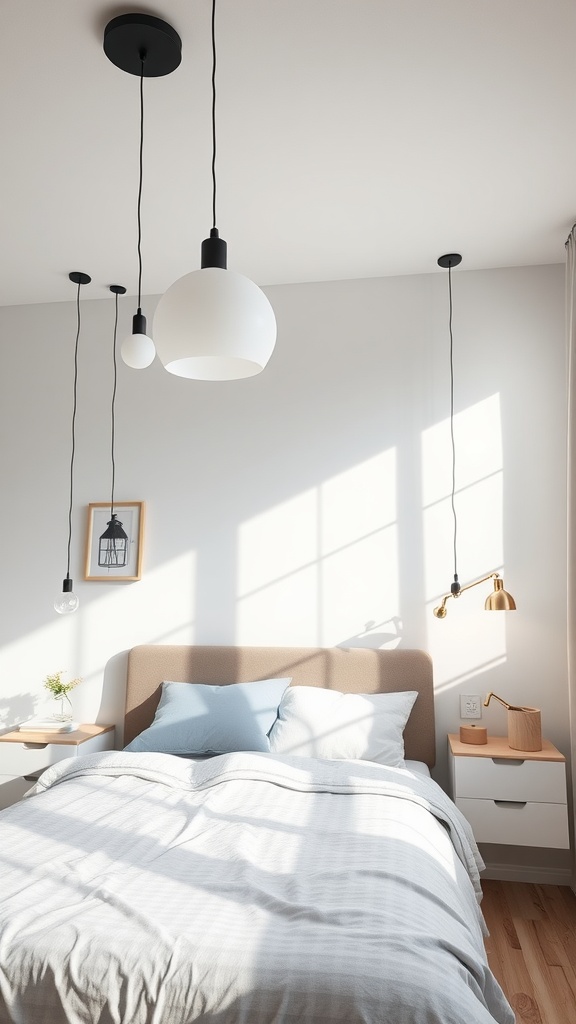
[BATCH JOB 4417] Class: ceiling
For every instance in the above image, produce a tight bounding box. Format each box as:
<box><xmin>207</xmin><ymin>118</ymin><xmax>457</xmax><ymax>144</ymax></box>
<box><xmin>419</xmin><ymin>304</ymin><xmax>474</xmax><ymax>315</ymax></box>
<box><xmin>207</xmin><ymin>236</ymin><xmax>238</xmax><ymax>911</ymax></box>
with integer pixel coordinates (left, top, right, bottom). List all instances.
<box><xmin>3</xmin><ymin>0</ymin><xmax>576</xmax><ymax>307</ymax></box>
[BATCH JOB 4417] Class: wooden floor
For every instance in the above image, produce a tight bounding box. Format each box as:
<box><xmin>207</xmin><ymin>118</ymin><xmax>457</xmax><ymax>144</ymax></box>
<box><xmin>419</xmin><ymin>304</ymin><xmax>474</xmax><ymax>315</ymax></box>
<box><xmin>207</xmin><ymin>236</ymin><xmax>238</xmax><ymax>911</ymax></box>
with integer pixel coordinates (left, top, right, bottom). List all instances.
<box><xmin>481</xmin><ymin>880</ymin><xmax>576</xmax><ymax>1024</ymax></box>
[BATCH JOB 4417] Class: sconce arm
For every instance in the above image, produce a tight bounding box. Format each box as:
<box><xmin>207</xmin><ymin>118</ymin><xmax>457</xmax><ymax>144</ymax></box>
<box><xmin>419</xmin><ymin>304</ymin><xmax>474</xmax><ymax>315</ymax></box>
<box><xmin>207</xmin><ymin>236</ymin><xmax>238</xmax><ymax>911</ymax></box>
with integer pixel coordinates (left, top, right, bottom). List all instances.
<box><xmin>456</xmin><ymin>572</ymin><xmax>500</xmax><ymax>597</ymax></box>
<box><xmin>433</xmin><ymin>573</ymin><xmax>501</xmax><ymax>619</ymax></box>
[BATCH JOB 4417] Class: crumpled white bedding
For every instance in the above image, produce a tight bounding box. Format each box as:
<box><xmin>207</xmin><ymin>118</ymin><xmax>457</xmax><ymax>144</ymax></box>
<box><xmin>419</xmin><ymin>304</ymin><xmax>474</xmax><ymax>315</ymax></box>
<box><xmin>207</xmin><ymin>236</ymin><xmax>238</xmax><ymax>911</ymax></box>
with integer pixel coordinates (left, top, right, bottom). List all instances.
<box><xmin>0</xmin><ymin>750</ymin><xmax>514</xmax><ymax>1024</ymax></box>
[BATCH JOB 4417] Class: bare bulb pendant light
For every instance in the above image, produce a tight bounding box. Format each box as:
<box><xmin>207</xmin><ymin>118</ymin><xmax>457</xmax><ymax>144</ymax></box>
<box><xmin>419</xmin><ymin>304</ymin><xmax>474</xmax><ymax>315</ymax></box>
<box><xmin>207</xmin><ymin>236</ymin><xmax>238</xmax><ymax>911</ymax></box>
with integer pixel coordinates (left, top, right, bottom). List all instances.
<box><xmin>153</xmin><ymin>0</ymin><xmax>277</xmax><ymax>380</ymax></box>
<box><xmin>122</xmin><ymin>61</ymin><xmax>154</xmax><ymax>369</ymax></box>
<box><xmin>54</xmin><ymin>271</ymin><xmax>91</xmax><ymax>614</ymax></box>
<box><xmin>99</xmin><ymin>286</ymin><xmax>129</xmax><ymax>569</ymax></box>
<box><xmin>104</xmin><ymin>14</ymin><xmax>182</xmax><ymax>368</ymax></box>
<box><xmin>432</xmin><ymin>253</ymin><xmax>516</xmax><ymax>619</ymax></box>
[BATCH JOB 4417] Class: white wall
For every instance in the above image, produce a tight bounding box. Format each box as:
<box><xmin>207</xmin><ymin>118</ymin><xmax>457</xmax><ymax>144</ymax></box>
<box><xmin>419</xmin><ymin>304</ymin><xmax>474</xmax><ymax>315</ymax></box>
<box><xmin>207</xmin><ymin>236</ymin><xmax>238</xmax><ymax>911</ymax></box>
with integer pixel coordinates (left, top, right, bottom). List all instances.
<box><xmin>0</xmin><ymin>264</ymin><xmax>569</xmax><ymax>865</ymax></box>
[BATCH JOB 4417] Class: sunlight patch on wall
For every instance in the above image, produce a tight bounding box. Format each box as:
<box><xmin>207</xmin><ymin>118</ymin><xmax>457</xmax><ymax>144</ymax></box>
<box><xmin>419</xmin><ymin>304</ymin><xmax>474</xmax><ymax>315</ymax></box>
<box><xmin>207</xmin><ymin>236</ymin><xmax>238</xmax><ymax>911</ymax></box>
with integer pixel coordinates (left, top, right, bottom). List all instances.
<box><xmin>321</xmin><ymin>528</ymin><xmax>398</xmax><ymax>647</ymax></box>
<box><xmin>238</xmin><ymin>489</ymin><xmax>318</xmax><ymax>598</ymax></box>
<box><xmin>422</xmin><ymin>394</ymin><xmax>508</xmax><ymax>687</ymax></box>
<box><xmin>425</xmin><ymin>472</ymin><xmax>504</xmax><ymax>599</ymax></box>
<box><xmin>429</xmin><ymin>603</ymin><xmax>508</xmax><ymax>693</ymax></box>
<box><xmin>0</xmin><ymin>620</ymin><xmax>60</xmax><ymax>726</ymax></box>
<box><xmin>76</xmin><ymin>551</ymin><xmax>198</xmax><ymax>723</ymax></box>
<box><xmin>422</xmin><ymin>394</ymin><xmax>503</xmax><ymax>508</ymax></box>
<box><xmin>237</xmin><ymin>451</ymin><xmax>398</xmax><ymax>646</ymax></box>
<box><xmin>321</xmin><ymin>450</ymin><xmax>396</xmax><ymax>554</ymax></box>
<box><xmin>82</xmin><ymin>551</ymin><xmax>198</xmax><ymax>664</ymax></box>
<box><xmin>0</xmin><ymin>552</ymin><xmax>198</xmax><ymax>729</ymax></box>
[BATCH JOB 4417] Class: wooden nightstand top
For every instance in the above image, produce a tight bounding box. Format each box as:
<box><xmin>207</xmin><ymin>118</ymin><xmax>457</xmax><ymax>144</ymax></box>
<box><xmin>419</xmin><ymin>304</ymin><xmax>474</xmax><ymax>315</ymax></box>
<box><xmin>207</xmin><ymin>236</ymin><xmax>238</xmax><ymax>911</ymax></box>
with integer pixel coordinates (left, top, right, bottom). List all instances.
<box><xmin>0</xmin><ymin>724</ymin><xmax>114</xmax><ymax>746</ymax></box>
<box><xmin>448</xmin><ymin>733</ymin><xmax>565</xmax><ymax>761</ymax></box>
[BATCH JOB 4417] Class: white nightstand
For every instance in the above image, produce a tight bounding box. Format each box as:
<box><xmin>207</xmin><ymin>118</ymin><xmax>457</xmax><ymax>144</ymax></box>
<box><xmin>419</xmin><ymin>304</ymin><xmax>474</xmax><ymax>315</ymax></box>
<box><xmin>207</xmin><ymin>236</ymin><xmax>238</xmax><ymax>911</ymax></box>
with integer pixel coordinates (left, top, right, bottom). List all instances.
<box><xmin>448</xmin><ymin>733</ymin><xmax>569</xmax><ymax>849</ymax></box>
<box><xmin>0</xmin><ymin>724</ymin><xmax>115</xmax><ymax>810</ymax></box>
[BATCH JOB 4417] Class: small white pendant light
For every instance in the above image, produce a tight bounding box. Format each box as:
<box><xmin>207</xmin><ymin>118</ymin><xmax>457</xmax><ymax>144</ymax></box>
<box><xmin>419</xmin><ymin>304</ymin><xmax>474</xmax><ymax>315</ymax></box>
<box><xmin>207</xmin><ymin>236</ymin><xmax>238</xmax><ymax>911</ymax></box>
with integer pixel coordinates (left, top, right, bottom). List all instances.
<box><xmin>153</xmin><ymin>0</ymin><xmax>277</xmax><ymax>381</ymax></box>
<box><xmin>54</xmin><ymin>271</ymin><xmax>90</xmax><ymax>615</ymax></box>
<box><xmin>122</xmin><ymin>310</ymin><xmax>155</xmax><ymax>370</ymax></box>
<box><xmin>104</xmin><ymin>14</ymin><xmax>182</xmax><ymax>369</ymax></box>
<box><xmin>120</xmin><ymin>63</ymin><xmax>154</xmax><ymax>369</ymax></box>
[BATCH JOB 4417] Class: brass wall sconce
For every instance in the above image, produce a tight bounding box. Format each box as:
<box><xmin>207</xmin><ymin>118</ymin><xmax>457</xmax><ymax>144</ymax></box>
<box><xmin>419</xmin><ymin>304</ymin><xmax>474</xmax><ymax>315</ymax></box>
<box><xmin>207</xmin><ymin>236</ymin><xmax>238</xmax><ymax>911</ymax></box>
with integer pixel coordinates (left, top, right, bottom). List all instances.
<box><xmin>433</xmin><ymin>572</ymin><xmax>516</xmax><ymax>619</ymax></box>
<box><xmin>433</xmin><ymin>252</ymin><xmax>517</xmax><ymax>620</ymax></box>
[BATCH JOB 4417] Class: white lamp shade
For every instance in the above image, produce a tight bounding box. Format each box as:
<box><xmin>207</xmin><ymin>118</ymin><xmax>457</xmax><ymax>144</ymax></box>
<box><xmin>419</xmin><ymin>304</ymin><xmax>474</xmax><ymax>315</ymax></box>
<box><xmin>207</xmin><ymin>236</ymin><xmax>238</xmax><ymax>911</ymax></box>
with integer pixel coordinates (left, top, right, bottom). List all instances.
<box><xmin>153</xmin><ymin>267</ymin><xmax>277</xmax><ymax>380</ymax></box>
<box><xmin>121</xmin><ymin>332</ymin><xmax>156</xmax><ymax>369</ymax></box>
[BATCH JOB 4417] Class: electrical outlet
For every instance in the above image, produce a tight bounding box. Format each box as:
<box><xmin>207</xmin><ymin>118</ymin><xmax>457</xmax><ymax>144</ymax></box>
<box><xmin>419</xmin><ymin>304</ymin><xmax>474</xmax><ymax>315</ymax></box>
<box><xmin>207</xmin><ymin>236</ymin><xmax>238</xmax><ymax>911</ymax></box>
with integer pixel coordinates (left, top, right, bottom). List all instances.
<box><xmin>460</xmin><ymin>694</ymin><xmax>482</xmax><ymax>719</ymax></box>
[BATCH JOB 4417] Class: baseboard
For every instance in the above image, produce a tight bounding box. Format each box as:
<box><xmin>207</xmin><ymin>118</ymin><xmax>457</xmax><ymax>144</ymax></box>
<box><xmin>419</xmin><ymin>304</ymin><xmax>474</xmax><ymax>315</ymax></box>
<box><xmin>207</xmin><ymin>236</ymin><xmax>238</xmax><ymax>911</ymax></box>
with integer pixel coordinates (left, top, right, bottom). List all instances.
<box><xmin>481</xmin><ymin>862</ymin><xmax>574</xmax><ymax>886</ymax></box>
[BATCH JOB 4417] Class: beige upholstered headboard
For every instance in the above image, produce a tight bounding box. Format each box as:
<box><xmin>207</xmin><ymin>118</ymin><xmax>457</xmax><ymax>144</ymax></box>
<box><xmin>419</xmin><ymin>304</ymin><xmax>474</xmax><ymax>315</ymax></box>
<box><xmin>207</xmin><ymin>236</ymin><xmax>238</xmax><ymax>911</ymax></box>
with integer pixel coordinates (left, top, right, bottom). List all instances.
<box><xmin>125</xmin><ymin>645</ymin><xmax>436</xmax><ymax>768</ymax></box>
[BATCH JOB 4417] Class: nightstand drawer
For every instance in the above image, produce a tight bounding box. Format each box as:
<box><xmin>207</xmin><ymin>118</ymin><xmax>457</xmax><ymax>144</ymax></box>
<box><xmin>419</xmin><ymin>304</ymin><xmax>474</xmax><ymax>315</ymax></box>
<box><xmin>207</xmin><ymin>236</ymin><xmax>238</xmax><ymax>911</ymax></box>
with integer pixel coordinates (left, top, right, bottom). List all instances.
<box><xmin>453</xmin><ymin>756</ymin><xmax>566</xmax><ymax>803</ymax></box>
<box><xmin>457</xmin><ymin>797</ymin><xmax>570</xmax><ymax>848</ymax></box>
<box><xmin>0</xmin><ymin>743</ymin><xmax>76</xmax><ymax>776</ymax></box>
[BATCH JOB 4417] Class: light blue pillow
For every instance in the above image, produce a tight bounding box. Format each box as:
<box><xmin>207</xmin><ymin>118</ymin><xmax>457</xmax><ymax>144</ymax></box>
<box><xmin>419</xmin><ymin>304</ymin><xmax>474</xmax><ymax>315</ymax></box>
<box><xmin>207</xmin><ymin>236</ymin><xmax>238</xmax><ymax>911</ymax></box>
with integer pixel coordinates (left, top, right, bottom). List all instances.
<box><xmin>124</xmin><ymin>678</ymin><xmax>292</xmax><ymax>756</ymax></box>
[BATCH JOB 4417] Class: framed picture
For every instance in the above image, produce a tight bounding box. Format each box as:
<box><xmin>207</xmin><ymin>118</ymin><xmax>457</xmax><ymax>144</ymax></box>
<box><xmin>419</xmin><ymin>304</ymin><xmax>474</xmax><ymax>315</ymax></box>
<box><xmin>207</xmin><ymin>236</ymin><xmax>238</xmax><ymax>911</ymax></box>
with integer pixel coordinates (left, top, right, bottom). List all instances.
<box><xmin>84</xmin><ymin>501</ymin><xmax>145</xmax><ymax>582</ymax></box>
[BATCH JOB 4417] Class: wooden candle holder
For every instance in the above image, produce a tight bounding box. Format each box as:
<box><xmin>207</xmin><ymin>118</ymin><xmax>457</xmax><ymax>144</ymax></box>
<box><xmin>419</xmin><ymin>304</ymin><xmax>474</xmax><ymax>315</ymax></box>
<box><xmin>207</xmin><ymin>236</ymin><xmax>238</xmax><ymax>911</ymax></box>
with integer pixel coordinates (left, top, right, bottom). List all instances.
<box><xmin>507</xmin><ymin>707</ymin><xmax>542</xmax><ymax>751</ymax></box>
<box><xmin>483</xmin><ymin>691</ymin><xmax>542</xmax><ymax>751</ymax></box>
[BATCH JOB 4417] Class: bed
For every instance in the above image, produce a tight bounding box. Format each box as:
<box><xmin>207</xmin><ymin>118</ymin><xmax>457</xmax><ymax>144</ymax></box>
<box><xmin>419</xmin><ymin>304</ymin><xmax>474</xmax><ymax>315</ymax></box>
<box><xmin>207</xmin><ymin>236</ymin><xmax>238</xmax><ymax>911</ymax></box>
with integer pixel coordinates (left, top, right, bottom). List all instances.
<box><xmin>0</xmin><ymin>644</ymin><xmax>514</xmax><ymax>1024</ymax></box>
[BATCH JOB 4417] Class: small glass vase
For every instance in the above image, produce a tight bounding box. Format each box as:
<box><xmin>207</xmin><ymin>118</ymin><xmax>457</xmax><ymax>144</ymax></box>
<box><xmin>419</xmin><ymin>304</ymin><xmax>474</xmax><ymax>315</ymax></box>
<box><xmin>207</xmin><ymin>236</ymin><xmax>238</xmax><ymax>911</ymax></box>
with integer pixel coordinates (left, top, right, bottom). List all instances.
<box><xmin>51</xmin><ymin>694</ymin><xmax>74</xmax><ymax>722</ymax></box>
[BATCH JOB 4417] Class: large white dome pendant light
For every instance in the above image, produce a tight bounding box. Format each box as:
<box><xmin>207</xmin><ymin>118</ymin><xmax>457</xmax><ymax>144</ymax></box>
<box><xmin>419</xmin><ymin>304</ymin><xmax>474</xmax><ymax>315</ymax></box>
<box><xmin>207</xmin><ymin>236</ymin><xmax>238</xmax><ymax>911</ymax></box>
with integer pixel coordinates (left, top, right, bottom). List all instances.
<box><xmin>54</xmin><ymin>272</ymin><xmax>91</xmax><ymax>615</ymax></box>
<box><xmin>153</xmin><ymin>0</ymin><xmax>277</xmax><ymax>381</ymax></box>
<box><xmin>103</xmin><ymin>14</ymin><xmax>182</xmax><ymax>368</ymax></box>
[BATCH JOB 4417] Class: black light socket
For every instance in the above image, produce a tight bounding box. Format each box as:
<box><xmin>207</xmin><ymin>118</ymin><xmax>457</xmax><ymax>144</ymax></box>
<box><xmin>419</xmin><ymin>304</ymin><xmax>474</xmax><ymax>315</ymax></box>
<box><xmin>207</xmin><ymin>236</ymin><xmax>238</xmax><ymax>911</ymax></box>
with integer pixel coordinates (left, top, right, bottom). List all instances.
<box><xmin>201</xmin><ymin>228</ymin><xmax>227</xmax><ymax>269</ymax></box>
<box><xmin>62</xmin><ymin>576</ymin><xmax>73</xmax><ymax>593</ymax></box>
<box><xmin>132</xmin><ymin>309</ymin><xmax>148</xmax><ymax>335</ymax></box>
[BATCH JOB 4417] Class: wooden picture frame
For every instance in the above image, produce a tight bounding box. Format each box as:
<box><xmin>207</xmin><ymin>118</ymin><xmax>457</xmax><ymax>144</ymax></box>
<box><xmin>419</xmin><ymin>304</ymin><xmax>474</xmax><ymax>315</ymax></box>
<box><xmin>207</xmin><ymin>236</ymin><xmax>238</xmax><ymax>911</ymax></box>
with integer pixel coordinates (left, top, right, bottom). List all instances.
<box><xmin>84</xmin><ymin>501</ymin><xmax>145</xmax><ymax>582</ymax></box>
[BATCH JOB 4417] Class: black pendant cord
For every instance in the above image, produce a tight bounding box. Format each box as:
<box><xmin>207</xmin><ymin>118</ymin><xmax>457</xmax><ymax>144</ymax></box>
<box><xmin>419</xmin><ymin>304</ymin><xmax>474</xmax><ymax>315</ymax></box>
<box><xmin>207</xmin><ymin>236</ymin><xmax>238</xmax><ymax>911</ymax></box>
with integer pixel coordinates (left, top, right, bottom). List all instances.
<box><xmin>110</xmin><ymin>291</ymin><xmax>119</xmax><ymax>516</ymax></box>
<box><xmin>66</xmin><ymin>282</ymin><xmax>82</xmax><ymax>580</ymax></box>
<box><xmin>200</xmin><ymin>0</ymin><xmax>226</xmax><ymax>269</ymax></box>
<box><xmin>447</xmin><ymin>263</ymin><xmax>458</xmax><ymax>589</ymax></box>
<box><xmin>137</xmin><ymin>56</ymin><xmax>145</xmax><ymax>311</ymax></box>
<box><xmin>211</xmin><ymin>0</ymin><xmax>217</xmax><ymax>230</ymax></box>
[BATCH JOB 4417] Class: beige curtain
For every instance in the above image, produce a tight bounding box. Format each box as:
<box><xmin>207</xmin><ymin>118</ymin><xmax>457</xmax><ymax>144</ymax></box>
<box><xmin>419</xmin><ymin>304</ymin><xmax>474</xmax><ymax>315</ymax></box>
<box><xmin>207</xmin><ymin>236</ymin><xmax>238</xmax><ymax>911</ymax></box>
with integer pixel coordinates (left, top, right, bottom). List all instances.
<box><xmin>566</xmin><ymin>225</ymin><xmax>576</xmax><ymax>890</ymax></box>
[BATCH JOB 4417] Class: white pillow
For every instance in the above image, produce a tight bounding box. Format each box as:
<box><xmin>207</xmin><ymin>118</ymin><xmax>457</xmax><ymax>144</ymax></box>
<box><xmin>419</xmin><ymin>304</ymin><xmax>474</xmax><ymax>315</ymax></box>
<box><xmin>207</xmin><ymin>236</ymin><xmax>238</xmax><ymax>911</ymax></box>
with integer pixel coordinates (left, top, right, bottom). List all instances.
<box><xmin>268</xmin><ymin>687</ymin><xmax>418</xmax><ymax>767</ymax></box>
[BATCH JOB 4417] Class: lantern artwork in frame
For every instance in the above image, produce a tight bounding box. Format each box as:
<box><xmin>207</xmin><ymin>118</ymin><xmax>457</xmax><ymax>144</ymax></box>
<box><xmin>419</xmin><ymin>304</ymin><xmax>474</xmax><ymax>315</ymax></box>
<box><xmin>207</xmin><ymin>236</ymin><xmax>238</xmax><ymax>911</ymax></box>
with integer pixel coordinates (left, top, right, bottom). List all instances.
<box><xmin>98</xmin><ymin>513</ymin><xmax>129</xmax><ymax>568</ymax></box>
<box><xmin>85</xmin><ymin>501</ymin><xmax>145</xmax><ymax>581</ymax></box>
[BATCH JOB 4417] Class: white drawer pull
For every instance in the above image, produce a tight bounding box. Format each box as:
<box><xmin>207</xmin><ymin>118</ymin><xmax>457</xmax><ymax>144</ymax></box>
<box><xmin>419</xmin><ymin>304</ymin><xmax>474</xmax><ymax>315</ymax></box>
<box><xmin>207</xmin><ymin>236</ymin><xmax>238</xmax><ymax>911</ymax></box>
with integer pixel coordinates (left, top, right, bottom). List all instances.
<box><xmin>494</xmin><ymin>800</ymin><xmax>527</xmax><ymax>808</ymax></box>
<box><xmin>491</xmin><ymin>757</ymin><xmax>525</xmax><ymax>766</ymax></box>
<box><xmin>23</xmin><ymin>743</ymin><xmax>48</xmax><ymax>750</ymax></box>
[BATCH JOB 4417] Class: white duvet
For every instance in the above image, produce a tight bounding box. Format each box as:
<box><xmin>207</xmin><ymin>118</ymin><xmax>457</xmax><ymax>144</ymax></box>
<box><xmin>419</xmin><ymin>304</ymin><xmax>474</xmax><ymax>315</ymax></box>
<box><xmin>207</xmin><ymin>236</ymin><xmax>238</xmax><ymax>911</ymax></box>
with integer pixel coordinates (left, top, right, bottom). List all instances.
<box><xmin>0</xmin><ymin>750</ymin><xmax>514</xmax><ymax>1024</ymax></box>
